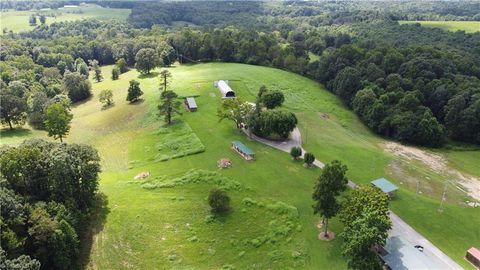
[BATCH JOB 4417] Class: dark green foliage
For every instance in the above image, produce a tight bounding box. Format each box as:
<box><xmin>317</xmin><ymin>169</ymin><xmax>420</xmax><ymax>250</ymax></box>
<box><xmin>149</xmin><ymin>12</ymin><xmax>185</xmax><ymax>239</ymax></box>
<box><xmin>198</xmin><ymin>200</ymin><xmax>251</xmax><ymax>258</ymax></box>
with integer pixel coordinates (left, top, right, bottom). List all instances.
<box><xmin>312</xmin><ymin>160</ymin><xmax>348</xmax><ymax>237</ymax></box>
<box><xmin>115</xmin><ymin>58</ymin><xmax>128</xmax><ymax>73</ymax></box>
<box><xmin>39</xmin><ymin>15</ymin><xmax>46</xmax><ymax>25</ymax></box>
<box><xmin>332</xmin><ymin>67</ymin><xmax>362</xmax><ymax>106</ymax></box>
<box><xmin>29</xmin><ymin>15</ymin><xmax>36</xmax><ymax>26</ymax></box>
<box><xmin>0</xmin><ymin>139</ymin><xmax>101</xmax><ymax>209</ymax></box>
<box><xmin>261</xmin><ymin>90</ymin><xmax>285</xmax><ymax>109</ymax></box>
<box><xmin>111</xmin><ymin>67</ymin><xmax>120</xmax><ymax>80</ymax></box>
<box><xmin>159</xmin><ymin>69</ymin><xmax>171</xmax><ymax>92</ymax></box>
<box><xmin>99</xmin><ymin>89</ymin><xmax>114</xmax><ymax>108</ymax></box>
<box><xmin>158</xmin><ymin>90</ymin><xmax>181</xmax><ymax>124</ymax></box>
<box><xmin>250</xmin><ymin>110</ymin><xmax>297</xmax><ymax>140</ymax></box>
<box><xmin>0</xmin><ymin>139</ymin><xmax>102</xmax><ymax>268</ymax></box>
<box><xmin>208</xmin><ymin>188</ymin><xmax>231</xmax><ymax>214</ymax></box>
<box><xmin>126</xmin><ymin>80</ymin><xmax>143</xmax><ymax>103</ymax></box>
<box><xmin>303</xmin><ymin>152</ymin><xmax>315</xmax><ymax>167</ymax></box>
<box><xmin>339</xmin><ymin>186</ymin><xmax>391</xmax><ymax>270</ymax></box>
<box><xmin>135</xmin><ymin>48</ymin><xmax>160</xmax><ymax>74</ymax></box>
<box><xmin>290</xmin><ymin>146</ymin><xmax>302</xmax><ymax>160</ymax></box>
<box><xmin>44</xmin><ymin>103</ymin><xmax>72</xmax><ymax>142</ymax></box>
<box><xmin>0</xmin><ymin>93</ymin><xmax>27</xmax><ymax>130</ymax></box>
<box><xmin>62</xmin><ymin>71</ymin><xmax>91</xmax><ymax>103</ymax></box>
<box><xmin>88</xmin><ymin>59</ymin><xmax>102</xmax><ymax>82</ymax></box>
<box><xmin>0</xmin><ymin>248</ymin><xmax>40</xmax><ymax>270</ymax></box>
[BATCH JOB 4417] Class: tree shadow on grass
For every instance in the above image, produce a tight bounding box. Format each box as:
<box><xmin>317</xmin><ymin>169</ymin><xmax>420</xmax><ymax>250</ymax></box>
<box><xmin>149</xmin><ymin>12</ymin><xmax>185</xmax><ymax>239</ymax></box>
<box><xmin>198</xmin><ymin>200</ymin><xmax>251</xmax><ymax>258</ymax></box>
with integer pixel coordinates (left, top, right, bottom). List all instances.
<box><xmin>127</xmin><ymin>98</ymin><xmax>145</xmax><ymax>105</ymax></box>
<box><xmin>138</xmin><ymin>72</ymin><xmax>159</xmax><ymax>79</ymax></box>
<box><xmin>0</xmin><ymin>127</ymin><xmax>32</xmax><ymax>139</ymax></box>
<box><xmin>100</xmin><ymin>103</ymin><xmax>115</xmax><ymax>111</ymax></box>
<box><xmin>77</xmin><ymin>192</ymin><xmax>110</xmax><ymax>269</ymax></box>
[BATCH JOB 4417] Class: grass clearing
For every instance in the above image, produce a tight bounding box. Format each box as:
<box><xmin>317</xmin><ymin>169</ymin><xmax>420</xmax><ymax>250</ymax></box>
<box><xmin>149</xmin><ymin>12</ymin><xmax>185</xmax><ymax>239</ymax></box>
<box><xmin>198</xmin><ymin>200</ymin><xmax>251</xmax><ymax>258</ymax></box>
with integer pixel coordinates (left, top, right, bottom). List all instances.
<box><xmin>2</xmin><ymin>63</ymin><xmax>478</xmax><ymax>269</ymax></box>
<box><xmin>399</xmin><ymin>20</ymin><xmax>480</xmax><ymax>33</ymax></box>
<box><xmin>128</xmin><ymin>121</ymin><xmax>205</xmax><ymax>167</ymax></box>
<box><xmin>1</xmin><ymin>4</ymin><xmax>130</xmax><ymax>33</ymax></box>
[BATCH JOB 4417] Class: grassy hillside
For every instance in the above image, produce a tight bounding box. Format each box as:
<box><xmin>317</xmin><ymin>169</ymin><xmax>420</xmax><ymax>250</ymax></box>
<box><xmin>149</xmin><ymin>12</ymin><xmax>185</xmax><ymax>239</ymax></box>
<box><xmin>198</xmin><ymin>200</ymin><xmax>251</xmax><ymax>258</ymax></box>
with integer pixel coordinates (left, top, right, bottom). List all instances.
<box><xmin>1</xmin><ymin>63</ymin><xmax>478</xmax><ymax>269</ymax></box>
<box><xmin>399</xmin><ymin>20</ymin><xmax>480</xmax><ymax>33</ymax></box>
<box><xmin>0</xmin><ymin>4</ymin><xmax>130</xmax><ymax>33</ymax></box>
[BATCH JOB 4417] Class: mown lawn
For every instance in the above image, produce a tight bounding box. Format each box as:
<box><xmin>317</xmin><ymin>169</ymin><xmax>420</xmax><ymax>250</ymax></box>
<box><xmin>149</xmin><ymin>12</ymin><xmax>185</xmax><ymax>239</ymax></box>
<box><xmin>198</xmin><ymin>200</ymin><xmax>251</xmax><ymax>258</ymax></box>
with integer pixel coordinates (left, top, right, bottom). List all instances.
<box><xmin>2</xmin><ymin>63</ymin><xmax>478</xmax><ymax>269</ymax></box>
<box><xmin>399</xmin><ymin>20</ymin><xmax>480</xmax><ymax>33</ymax></box>
<box><xmin>1</xmin><ymin>4</ymin><xmax>130</xmax><ymax>34</ymax></box>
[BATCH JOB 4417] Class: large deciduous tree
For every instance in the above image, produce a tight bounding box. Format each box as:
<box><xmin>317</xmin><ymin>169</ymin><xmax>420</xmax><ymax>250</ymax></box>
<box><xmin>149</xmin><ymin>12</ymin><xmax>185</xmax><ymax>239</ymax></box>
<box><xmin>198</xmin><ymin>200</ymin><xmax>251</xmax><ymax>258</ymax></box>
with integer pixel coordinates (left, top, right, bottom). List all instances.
<box><xmin>312</xmin><ymin>160</ymin><xmax>348</xmax><ymax>238</ymax></box>
<box><xmin>44</xmin><ymin>102</ymin><xmax>72</xmax><ymax>142</ymax></box>
<box><xmin>99</xmin><ymin>89</ymin><xmax>114</xmax><ymax>108</ymax></box>
<box><xmin>250</xmin><ymin>109</ymin><xmax>297</xmax><ymax>139</ymax></box>
<box><xmin>62</xmin><ymin>71</ymin><xmax>91</xmax><ymax>102</ymax></box>
<box><xmin>126</xmin><ymin>80</ymin><xmax>143</xmax><ymax>103</ymax></box>
<box><xmin>135</xmin><ymin>48</ymin><xmax>161</xmax><ymax>74</ymax></box>
<box><xmin>261</xmin><ymin>90</ymin><xmax>285</xmax><ymax>109</ymax></box>
<box><xmin>339</xmin><ymin>186</ymin><xmax>391</xmax><ymax>270</ymax></box>
<box><xmin>0</xmin><ymin>94</ymin><xmax>27</xmax><ymax>130</ymax></box>
<box><xmin>158</xmin><ymin>90</ymin><xmax>181</xmax><ymax>124</ymax></box>
<box><xmin>217</xmin><ymin>98</ymin><xmax>254</xmax><ymax>129</ymax></box>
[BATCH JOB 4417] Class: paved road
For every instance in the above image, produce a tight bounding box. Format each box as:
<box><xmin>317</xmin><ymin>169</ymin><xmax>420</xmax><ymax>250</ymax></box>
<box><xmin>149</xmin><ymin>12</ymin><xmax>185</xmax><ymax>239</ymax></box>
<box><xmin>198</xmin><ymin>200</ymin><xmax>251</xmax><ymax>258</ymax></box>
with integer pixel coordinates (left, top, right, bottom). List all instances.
<box><xmin>244</xmin><ymin>127</ymin><xmax>462</xmax><ymax>269</ymax></box>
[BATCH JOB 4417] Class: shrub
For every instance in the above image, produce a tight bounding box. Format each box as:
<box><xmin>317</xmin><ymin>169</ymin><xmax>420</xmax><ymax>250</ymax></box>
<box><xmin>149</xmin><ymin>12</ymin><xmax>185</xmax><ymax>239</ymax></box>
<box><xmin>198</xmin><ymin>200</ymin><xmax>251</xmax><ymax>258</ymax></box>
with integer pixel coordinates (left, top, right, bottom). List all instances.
<box><xmin>304</xmin><ymin>152</ymin><xmax>315</xmax><ymax>167</ymax></box>
<box><xmin>111</xmin><ymin>67</ymin><xmax>120</xmax><ymax>80</ymax></box>
<box><xmin>290</xmin><ymin>146</ymin><xmax>302</xmax><ymax>160</ymax></box>
<box><xmin>208</xmin><ymin>188</ymin><xmax>230</xmax><ymax>214</ymax></box>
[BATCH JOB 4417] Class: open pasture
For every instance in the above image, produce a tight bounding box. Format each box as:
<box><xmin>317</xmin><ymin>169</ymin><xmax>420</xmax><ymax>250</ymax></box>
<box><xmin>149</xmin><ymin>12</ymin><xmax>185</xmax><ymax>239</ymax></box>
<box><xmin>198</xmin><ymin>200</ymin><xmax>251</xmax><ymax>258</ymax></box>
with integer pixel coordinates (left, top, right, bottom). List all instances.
<box><xmin>1</xmin><ymin>4</ymin><xmax>130</xmax><ymax>33</ymax></box>
<box><xmin>399</xmin><ymin>20</ymin><xmax>480</xmax><ymax>33</ymax></box>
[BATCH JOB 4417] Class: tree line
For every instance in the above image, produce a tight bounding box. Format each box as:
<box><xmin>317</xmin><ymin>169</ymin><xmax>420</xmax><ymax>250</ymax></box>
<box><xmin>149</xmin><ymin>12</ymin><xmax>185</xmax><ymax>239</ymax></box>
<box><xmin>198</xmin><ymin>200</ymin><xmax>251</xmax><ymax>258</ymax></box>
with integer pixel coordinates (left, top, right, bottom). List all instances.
<box><xmin>0</xmin><ymin>139</ymin><xmax>103</xmax><ymax>270</ymax></box>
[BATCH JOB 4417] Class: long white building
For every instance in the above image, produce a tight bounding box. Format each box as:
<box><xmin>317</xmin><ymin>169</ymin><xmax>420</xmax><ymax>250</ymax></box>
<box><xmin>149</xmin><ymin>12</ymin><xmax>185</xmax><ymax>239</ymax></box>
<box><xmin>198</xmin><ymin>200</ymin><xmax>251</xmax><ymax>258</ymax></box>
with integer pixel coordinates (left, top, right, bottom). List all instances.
<box><xmin>214</xmin><ymin>80</ymin><xmax>236</xmax><ymax>98</ymax></box>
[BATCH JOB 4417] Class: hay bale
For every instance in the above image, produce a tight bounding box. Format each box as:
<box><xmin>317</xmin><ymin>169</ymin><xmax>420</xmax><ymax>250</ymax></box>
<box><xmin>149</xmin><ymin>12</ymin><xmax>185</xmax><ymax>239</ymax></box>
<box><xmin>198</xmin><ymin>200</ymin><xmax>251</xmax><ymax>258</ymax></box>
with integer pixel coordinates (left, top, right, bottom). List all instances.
<box><xmin>217</xmin><ymin>158</ymin><xmax>232</xmax><ymax>169</ymax></box>
<box><xmin>134</xmin><ymin>171</ymin><xmax>150</xmax><ymax>180</ymax></box>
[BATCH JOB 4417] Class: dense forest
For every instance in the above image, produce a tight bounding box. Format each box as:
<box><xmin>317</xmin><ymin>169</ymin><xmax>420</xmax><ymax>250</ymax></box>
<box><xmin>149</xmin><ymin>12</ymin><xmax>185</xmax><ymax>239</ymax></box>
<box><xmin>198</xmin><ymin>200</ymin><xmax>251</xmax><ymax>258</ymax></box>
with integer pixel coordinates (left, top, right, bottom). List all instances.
<box><xmin>0</xmin><ymin>139</ymin><xmax>103</xmax><ymax>270</ymax></box>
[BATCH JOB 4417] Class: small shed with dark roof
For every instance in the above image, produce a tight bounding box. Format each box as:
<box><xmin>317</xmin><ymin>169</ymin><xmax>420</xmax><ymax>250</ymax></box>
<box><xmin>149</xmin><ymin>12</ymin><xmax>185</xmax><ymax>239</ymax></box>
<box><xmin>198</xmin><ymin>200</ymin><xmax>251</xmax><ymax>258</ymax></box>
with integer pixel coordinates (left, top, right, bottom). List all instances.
<box><xmin>185</xmin><ymin>97</ymin><xmax>197</xmax><ymax>112</ymax></box>
<box><xmin>371</xmin><ymin>178</ymin><xmax>398</xmax><ymax>198</ymax></box>
<box><xmin>231</xmin><ymin>141</ymin><xmax>255</xmax><ymax>160</ymax></box>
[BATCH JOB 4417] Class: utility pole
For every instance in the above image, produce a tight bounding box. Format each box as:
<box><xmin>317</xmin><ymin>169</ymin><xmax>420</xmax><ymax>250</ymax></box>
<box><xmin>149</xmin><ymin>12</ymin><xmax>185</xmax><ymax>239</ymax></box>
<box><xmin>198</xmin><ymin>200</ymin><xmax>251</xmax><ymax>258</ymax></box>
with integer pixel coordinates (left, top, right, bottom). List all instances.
<box><xmin>438</xmin><ymin>180</ymin><xmax>448</xmax><ymax>212</ymax></box>
<box><xmin>415</xmin><ymin>180</ymin><xmax>420</xmax><ymax>199</ymax></box>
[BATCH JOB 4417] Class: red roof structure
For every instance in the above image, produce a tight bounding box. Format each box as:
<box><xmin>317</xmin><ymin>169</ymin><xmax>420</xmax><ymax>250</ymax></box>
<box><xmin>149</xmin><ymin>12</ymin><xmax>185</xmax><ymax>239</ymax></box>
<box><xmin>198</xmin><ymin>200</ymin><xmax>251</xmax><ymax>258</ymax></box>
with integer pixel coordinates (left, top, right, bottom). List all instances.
<box><xmin>466</xmin><ymin>247</ymin><xmax>480</xmax><ymax>269</ymax></box>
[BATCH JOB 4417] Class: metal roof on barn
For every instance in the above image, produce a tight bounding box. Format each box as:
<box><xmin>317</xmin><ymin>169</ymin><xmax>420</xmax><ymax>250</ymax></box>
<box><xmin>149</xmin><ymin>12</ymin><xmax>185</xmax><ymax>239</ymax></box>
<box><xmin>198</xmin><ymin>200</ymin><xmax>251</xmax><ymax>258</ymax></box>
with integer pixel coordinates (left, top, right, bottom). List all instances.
<box><xmin>371</xmin><ymin>178</ymin><xmax>398</xmax><ymax>193</ymax></box>
<box><xmin>232</xmin><ymin>141</ymin><xmax>254</xmax><ymax>156</ymax></box>
<box><xmin>186</xmin><ymin>97</ymin><xmax>197</xmax><ymax>108</ymax></box>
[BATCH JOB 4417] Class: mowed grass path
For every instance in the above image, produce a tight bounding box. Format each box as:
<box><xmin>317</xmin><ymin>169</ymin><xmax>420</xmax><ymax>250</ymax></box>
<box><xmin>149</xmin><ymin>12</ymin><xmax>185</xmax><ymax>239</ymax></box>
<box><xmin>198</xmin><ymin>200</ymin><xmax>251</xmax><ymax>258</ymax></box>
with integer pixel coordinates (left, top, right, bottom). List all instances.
<box><xmin>399</xmin><ymin>20</ymin><xmax>480</xmax><ymax>33</ymax></box>
<box><xmin>1</xmin><ymin>63</ymin><xmax>478</xmax><ymax>269</ymax></box>
<box><xmin>0</xmin><ymin>4</ymin><xmax>130</xmax><ymax>33</ymax></box>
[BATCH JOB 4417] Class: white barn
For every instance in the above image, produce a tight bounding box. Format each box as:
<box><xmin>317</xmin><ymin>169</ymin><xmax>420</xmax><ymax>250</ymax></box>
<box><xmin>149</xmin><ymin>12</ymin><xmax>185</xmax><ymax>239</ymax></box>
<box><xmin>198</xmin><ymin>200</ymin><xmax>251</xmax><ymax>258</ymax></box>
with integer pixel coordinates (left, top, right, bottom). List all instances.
<box><xmin>214</xmin><ymin>80</ymin><xmax>236</xmax><ymax>98</ymax></box>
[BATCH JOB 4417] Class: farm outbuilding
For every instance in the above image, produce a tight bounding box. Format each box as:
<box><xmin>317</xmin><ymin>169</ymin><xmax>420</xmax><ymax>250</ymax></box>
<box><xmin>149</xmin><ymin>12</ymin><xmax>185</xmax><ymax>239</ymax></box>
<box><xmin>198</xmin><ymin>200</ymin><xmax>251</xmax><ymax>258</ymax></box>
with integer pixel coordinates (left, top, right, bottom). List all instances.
<box><xmin>371</xmin><ymin>178</ymin><xmax>398</xmax><ymax>198</ymax></box>
<box><xmin>214</xmin><ymin>80</ymin><xmax>236</xmax><ymax>98</ymax></box>
<box><xmin>185</xmin><ymin>97</ymin><xmax>197</xmax><ymax>112</ymax></box>
<box><xmin>466</xmin><ymin>247</ymin><xmax>480</xmax><ymax>268</ymax></box>
<box><xmin>231</xmin><ymin>141</ymin><xmax>255</xmax><ymax>160</ymax></box>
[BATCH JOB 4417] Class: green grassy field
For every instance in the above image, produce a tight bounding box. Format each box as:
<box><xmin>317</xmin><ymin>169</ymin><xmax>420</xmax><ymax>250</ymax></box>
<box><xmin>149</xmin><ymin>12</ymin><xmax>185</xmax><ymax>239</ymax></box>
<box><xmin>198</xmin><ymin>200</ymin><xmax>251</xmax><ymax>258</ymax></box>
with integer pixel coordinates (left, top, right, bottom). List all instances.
<box><xmin>1</xmin><ymin>63</ymin><xmax>479</xmax><ymax>269</ymax></box>
<box><xmin>399</xmin><ymin>20</ymin><xmax>480</xmax><ymax>33</ymax></box>
<box><xmin>0</xmin><ymin>4</ymin><xmax>130</xmax><ymax>33</ymax></box>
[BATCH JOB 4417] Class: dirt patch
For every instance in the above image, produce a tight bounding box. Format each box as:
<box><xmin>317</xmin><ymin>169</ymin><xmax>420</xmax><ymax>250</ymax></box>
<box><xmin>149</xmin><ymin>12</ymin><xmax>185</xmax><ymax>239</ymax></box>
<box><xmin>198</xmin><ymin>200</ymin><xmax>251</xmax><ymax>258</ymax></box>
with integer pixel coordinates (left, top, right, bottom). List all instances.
<box><xmin>384</xmin><ymin>142</ymin><xmax>446</xmax><ymax>171</ymax></box>
<box><xmin>384</xmin><ymin>142</ymin><xmax>480</xmax><ymax>201</ymax></box>
<box><xmin>319</xmin><ymin>113</ymin><xmax>330</xmax><ymax>120</ymax></box>
<box><xmin>388</xmin><ymin>160</ymin><xmax>435</xmax><ymax>195</ymax></box>
<box><xmin>318</xmin><ymin>231</ymin><xmax>335</xmax><ymax>241</ymax></box>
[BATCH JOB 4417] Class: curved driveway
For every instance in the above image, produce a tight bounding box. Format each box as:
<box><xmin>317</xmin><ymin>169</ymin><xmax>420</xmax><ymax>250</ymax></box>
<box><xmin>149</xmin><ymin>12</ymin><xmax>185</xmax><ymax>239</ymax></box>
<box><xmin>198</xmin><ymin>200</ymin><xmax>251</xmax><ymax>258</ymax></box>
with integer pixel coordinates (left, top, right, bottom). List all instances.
<box><xmin>243</xmin><ymin>127</ymin><xmax>463</xmax><ymax>270</ymax></box>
